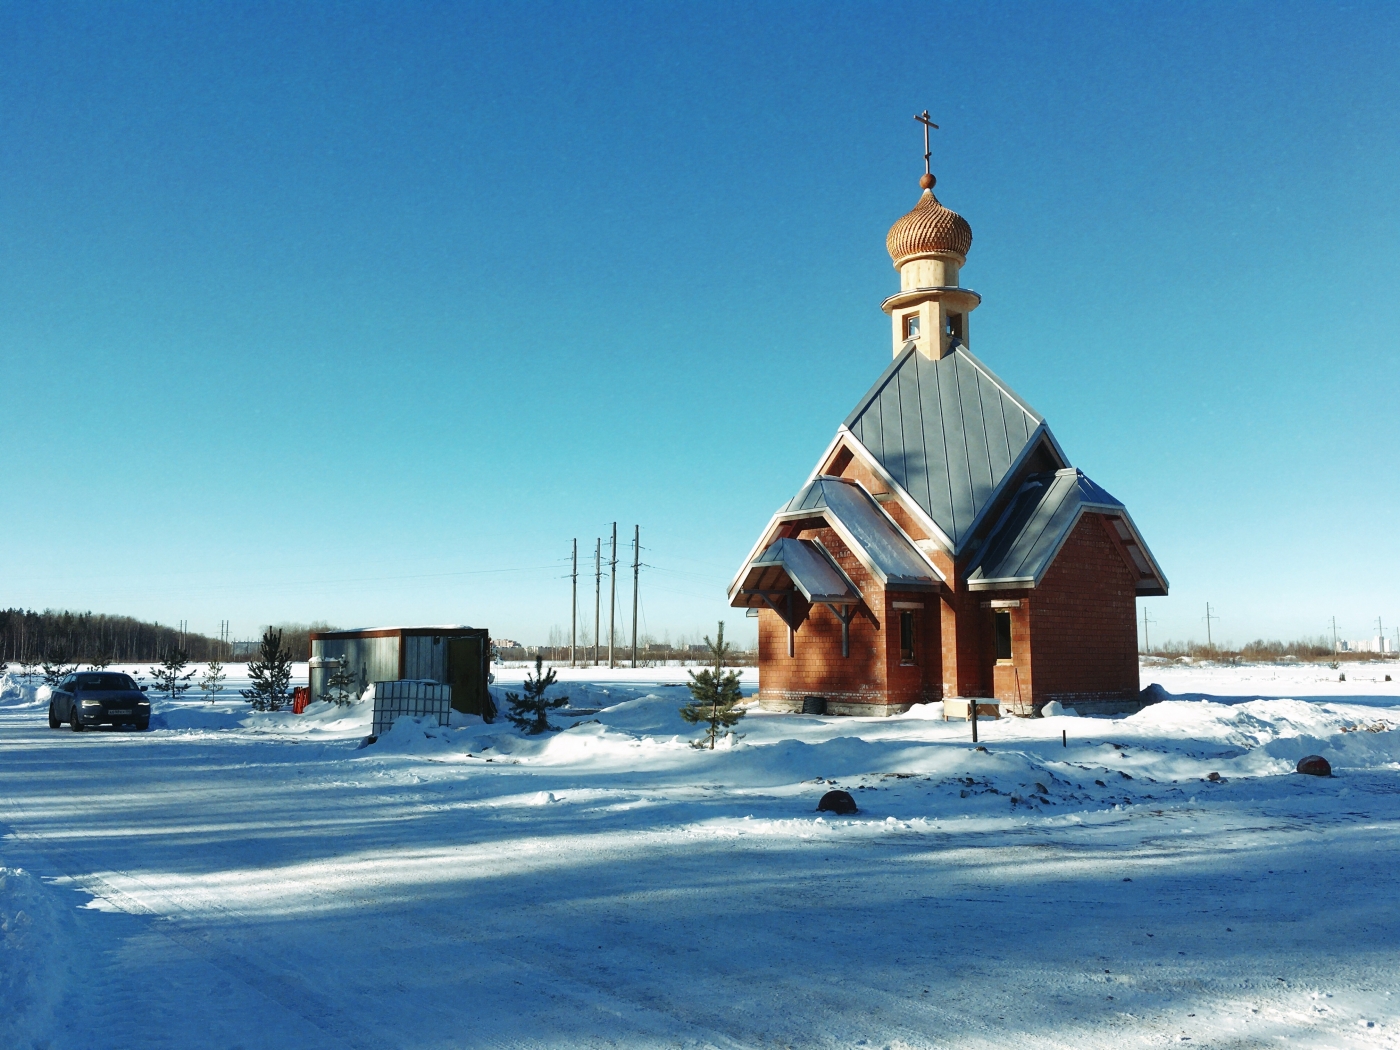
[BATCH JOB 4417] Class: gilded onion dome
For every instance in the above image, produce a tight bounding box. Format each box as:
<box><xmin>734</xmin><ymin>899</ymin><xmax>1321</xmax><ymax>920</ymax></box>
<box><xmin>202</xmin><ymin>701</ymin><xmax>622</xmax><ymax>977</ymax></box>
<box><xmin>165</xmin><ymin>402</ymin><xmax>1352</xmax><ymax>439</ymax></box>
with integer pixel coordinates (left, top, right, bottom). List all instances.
<box><xmin>886</xmin><ymin>176</ymin><xmax>973</xmax><ymax>266</ymax></box>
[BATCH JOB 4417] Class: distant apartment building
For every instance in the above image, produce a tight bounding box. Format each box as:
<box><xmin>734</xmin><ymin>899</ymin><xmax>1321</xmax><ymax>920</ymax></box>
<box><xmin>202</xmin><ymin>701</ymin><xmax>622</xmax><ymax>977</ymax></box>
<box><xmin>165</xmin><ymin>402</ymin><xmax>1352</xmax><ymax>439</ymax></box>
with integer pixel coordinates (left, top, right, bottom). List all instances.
<box><xmin>1338</xmin><ymin>637</ymin><xmax>1393</xmax><ymax>654</ymax></box>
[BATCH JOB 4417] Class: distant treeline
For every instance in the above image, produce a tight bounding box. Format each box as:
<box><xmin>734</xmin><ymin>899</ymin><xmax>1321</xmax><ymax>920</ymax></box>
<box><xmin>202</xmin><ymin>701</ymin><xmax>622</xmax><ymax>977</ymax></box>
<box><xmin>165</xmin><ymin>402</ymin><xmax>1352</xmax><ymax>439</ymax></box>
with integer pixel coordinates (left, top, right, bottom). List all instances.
<box><xmin>1146</xmin><ymin>637</ymin><xmax>1383</xmax><ymax>662</ymax></box>
<box><xmin>0</xmin><ymin>608</ymin><xmax>226</xmax><ymax>665</ymax></box>
<box><xmin>504</xmin><ymin>644</ymin><xmax>758</xmax><ymax>667</ymax></box>
<box><xmin>0</xmin><ymin>609</ymin><xmax>336</xmax><ymax>666</ymax></box>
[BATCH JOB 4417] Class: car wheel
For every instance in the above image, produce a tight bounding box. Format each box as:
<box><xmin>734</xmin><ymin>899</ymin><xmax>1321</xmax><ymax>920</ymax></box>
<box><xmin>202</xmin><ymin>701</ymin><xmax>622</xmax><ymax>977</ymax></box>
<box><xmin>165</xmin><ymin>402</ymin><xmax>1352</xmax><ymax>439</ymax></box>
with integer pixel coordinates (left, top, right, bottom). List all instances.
<box><xmin>48</xmin><ymin>704</ymin><xmax>60</xmax><ymax>729</ymax></box>
<box><xmin>70</xmin><ymin>705</ymin><xmax>84</xmax><ymax>732</ymax></box>
<box><xmin>135</xmin><ymin>718</ymin><xmax>150</xmax><ymax>731</ymax></box>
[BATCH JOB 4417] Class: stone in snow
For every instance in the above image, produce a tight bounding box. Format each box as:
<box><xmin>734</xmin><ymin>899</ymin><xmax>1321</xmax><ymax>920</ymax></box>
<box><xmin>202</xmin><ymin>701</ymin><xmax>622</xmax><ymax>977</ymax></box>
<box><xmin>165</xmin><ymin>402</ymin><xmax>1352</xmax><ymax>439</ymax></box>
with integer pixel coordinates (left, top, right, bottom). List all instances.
<box><xmin>1296</xmin><ymin>755</ymin><xmax>1331</xmax><ymax>777</ymax></box>
<box><xmin>817</xmin><ymin>790</ymin><xmax>858</xmax><ymax>815</ymax></box>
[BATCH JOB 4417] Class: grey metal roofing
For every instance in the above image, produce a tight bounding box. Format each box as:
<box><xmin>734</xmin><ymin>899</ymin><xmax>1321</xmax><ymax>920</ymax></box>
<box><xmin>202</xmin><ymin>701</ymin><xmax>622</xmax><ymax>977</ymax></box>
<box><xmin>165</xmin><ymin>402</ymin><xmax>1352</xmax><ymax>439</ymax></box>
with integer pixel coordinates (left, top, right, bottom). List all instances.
<box><xmin>966</xmin><ymin>468</ymin><xmax>1168</xmax><ymax>594</ymax></box>
<box><xmin>780</xmin><ymin>475</ymin><xmax>941</xmax><ymax>589</ymax></box>
<box><xmin>843</xmin><ymin>344</ymin><xmax>1056</xmax><ymax>551</ymax></box>
<box><xmin>747</xmin><ymin>538</ymin><xmax>858</xmax><ymax>603</ymax></box>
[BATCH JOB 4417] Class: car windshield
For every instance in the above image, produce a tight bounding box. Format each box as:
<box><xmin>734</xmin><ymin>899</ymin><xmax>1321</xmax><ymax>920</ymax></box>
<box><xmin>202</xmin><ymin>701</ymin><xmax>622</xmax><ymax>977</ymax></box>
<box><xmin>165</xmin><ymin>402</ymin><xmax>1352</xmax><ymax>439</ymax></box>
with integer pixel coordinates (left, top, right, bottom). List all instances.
<box><xmin>75</xmin><ymin>673</ymin><xmax>137</xmax><ymax>692</ymax></box>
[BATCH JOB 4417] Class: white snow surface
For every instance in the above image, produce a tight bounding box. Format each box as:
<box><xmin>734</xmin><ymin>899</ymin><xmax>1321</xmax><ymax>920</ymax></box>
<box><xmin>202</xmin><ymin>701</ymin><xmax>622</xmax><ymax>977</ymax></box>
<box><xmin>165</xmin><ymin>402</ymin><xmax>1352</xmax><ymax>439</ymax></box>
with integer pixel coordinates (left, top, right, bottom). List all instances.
<box><xmin>1</xmin><ymin>660</ymin><xmax>1398</xmax><ymax>1048</ymax></box>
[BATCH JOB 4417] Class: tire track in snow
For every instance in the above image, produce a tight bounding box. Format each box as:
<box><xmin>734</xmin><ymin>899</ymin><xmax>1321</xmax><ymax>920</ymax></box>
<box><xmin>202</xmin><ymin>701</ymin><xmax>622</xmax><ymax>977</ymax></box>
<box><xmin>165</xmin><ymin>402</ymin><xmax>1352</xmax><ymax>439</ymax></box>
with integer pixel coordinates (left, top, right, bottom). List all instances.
<box><xmin>0</xmin><ymin>800</ymin><xmax>391</xmax><ymax>1050</ymax></box>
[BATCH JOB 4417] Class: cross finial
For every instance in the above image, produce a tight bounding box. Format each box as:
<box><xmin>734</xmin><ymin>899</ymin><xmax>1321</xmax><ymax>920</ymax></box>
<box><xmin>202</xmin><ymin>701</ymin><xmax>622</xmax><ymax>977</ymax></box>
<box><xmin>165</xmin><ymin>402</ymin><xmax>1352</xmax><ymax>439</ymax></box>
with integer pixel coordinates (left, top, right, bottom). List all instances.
<box><xmin>914</xmin><ymin>110</ymin><xmax>939</xmax><ymax>189</ymax></box>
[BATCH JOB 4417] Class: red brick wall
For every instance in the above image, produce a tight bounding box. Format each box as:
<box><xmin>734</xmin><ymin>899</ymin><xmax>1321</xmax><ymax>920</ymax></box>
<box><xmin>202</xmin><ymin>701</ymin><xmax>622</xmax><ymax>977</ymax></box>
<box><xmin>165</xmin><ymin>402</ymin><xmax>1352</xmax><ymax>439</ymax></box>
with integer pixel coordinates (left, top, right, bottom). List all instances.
<box><xmin>882</xmin><ymin>591</ymin><xmax>943</xmax><ymax>705</ymax></box>
<box><xmin>990</xmin><ymin>594</ymin><xmax>1034</xmax><ymax>711</ymax></box>
<box><xmin>940</xmin><ymin>588</ymin><xmax>997</xmax><ymax>698</ymax></box>
<box><xmin>1025</xmin><ymin>513</ymin><xmax>1140</xmax><ymax>704</ymax></box>
<box><xmin>755</xmin><ymin>524</ymin><xmax>945</xmax><ymax>709</ymax></box>
<box><xmin>757</xmin><ymin>527</ymin><xmax>889</xmax><ymax>706</ymax></box>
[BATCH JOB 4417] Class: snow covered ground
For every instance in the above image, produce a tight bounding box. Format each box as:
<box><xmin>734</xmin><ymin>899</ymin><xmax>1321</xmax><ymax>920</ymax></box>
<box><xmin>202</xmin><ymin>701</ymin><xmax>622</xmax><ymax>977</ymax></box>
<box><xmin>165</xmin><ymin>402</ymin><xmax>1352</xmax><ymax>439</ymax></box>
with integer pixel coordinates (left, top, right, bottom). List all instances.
<box><xmin>2</xmin><ymin>660</ymin><xmax>1398</xmax><ymax>1049</ymax></box>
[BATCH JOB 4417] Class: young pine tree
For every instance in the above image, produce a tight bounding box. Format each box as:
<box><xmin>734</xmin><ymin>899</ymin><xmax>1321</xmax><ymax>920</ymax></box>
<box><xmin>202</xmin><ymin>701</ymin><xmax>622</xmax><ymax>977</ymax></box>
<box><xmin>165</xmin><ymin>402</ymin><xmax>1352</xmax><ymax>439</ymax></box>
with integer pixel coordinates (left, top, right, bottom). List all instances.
<box><xmin>199</xmin><ymin>658</ymin><xmax>227</xmax><ymax>703</ymax></box>
<box><xmin>679</xmin><ymin>621</ymin><xmax>745</xmax><ymax>750</ymax></box>
<box><xmin>41</xmin><ymin>650</ymin><xmax>78</xmax><ymax>688</ymax></box>
<box><xmin>505</xmin><ymin>655</ymin><xmax>568</xmax><ymax>734</ymax></box>
<box><xmin>320</xmin><ymin>658</ymin><xmax>359</xmax><ymax>706</ymax></box>
<box><xmin>241</xmin><ymin>628</ymin><xmax>294</xmax><ymax>712</ymax></box>
<box><xmin>150</xmin><ymin>648</ymin><xmax>196</xmax><ymax>700</ymax></box>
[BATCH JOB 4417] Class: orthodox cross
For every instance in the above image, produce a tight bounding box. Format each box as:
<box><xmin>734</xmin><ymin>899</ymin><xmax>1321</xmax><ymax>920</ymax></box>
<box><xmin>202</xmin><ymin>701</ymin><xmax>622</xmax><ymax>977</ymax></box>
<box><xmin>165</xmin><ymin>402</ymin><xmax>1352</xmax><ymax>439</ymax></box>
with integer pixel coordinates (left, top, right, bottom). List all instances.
<box><xmin>914</xmin><ymin>110</ymin><xmax>939</xmax><ymax>175</ymax></box>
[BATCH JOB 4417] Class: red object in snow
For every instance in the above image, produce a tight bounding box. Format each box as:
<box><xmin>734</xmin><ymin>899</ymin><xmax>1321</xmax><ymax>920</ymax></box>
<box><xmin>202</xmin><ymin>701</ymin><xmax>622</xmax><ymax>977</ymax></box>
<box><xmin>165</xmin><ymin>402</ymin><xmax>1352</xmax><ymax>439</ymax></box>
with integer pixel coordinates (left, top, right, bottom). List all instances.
<box><xmin>292</xmin><ymin>686</ymin><xmax>311</xmax><ymax>714</ymax></box>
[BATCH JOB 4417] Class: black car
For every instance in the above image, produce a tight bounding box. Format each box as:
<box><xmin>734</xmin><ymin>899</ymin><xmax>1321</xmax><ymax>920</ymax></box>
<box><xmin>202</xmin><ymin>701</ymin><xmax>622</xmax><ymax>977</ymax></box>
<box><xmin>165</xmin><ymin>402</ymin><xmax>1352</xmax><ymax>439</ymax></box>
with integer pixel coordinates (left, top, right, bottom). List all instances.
<box><xmin>47</xmin><ymin>672</ymin><xmax>152</xmax><ymax>731</ymax></box>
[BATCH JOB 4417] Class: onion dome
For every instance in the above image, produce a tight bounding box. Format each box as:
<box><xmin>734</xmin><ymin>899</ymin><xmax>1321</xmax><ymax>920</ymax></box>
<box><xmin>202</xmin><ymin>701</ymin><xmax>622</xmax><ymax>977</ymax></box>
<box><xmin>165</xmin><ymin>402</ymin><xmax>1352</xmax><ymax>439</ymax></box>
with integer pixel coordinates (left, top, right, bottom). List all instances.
<box><xmin>886</xmin><ymin>176</ymin><xmax>973</xmax><ymax>266</ymax></box>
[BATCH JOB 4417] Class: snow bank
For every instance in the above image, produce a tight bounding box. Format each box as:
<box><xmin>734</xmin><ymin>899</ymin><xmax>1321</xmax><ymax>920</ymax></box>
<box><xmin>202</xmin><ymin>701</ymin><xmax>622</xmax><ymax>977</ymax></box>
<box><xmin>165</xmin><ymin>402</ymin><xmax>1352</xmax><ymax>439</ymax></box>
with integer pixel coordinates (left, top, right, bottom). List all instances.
<box><xmin>0</xmin><ymin>674</ymin><xmax>44</xmax><ymax>708</ymax></box>
<box><xmin>0</xmin><ymin>868</ymin><xmax>74</xmax><ymax>1048</ymax></box>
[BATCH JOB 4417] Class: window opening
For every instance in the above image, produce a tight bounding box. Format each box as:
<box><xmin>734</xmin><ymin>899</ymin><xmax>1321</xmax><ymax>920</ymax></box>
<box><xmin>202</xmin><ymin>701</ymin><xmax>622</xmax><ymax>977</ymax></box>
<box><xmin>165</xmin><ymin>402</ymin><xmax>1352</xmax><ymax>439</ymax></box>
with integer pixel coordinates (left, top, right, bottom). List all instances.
<box><xmin>904</xmin><ymin>313</ymin><xmax>921</xmax><ymax>339</ymax></box>
<box><xmin>945</xmin><ymin>312</ymin><xmax>964</xmax><ymax>343</ymax></box>
<box><xmin>900</xmin><ymin>611</ymin><xmax>915</xmax><ymax>663</ymax></box>
<box><xmin>994</xmin><ymin>611</ymin><xmax>1012</xmax><ymax>661</ymax></box>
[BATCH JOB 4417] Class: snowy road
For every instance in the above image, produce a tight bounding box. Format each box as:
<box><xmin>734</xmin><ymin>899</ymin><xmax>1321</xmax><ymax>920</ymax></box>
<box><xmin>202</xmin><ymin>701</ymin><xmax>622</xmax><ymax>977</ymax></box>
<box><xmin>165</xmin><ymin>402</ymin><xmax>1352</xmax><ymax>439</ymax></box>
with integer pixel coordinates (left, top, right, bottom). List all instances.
<box><xmin>3</xmin><ymin>663</ymin><xmax>1399</xmax><ymax>1049</ymax></box>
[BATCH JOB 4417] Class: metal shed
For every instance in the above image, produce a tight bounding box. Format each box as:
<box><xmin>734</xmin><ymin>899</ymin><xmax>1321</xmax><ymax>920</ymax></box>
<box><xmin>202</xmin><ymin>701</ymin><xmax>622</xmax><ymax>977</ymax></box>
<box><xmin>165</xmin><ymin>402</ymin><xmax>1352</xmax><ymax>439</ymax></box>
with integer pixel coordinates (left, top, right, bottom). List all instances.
<box><xmin>307</xmin><ymin>626</ymin><xmax>492</xmax><ymax>718</ymax></box>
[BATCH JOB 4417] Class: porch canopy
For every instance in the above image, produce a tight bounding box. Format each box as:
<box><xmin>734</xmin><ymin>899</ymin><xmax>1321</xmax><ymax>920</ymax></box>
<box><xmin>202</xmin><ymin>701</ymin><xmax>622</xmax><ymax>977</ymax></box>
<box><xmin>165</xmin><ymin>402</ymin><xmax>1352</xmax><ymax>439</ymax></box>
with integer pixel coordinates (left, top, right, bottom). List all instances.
<box><xmin>731</xmin><ymin>537</ymin><xmax>858</xmax><ymax>629</ymax></box>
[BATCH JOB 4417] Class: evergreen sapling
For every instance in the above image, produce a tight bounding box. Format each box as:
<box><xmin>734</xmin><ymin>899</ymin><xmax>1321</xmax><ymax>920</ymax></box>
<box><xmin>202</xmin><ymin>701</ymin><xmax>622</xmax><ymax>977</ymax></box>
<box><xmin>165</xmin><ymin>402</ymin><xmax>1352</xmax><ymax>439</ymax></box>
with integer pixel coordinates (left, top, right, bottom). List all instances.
<box><xmin>150</xmin><ymin>649</ymin><xmax>195</xmax><ymax>700</ymax></box>
<box><xmin>241</xmin><ymin>628</ymin><xmax>294</xmax><ymax>712</ymax></box>
<box><xmin>679</xmin><ymin>621</ymin><xmax>745</xmax><ymax>749</ymax></box>
<box><xmin>199</xmin><ymin>658</ymin><xmax>227</xmax><ymax>703</ymax></box>
<box><xmin>321</xmin><ymin>658</ymin><xmax>359</xmax><ymax>706</ymax></box>
<box><xmin>504</xmin><ymin>655</ymin><xmax>568</xmax><ymax>734</ymax></box>
<box><xmin>41</xmin><ymin>650</ymin><xmax>78</xmax><ymax>688</ymax></box>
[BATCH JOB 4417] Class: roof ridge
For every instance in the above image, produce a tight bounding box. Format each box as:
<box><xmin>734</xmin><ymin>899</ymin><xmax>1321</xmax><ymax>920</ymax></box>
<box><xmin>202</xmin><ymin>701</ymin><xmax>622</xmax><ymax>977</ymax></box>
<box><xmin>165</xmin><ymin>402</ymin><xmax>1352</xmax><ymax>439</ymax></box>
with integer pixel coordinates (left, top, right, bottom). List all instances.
<box><xmin>950</xmin><ymin>345</ymin><xmax>1044</xmax><ymax>425</ymax></box>
<box><xmin>841</xmin><ymin>343</ymin><xmax>917</xmax><ymax>430</ymax></box>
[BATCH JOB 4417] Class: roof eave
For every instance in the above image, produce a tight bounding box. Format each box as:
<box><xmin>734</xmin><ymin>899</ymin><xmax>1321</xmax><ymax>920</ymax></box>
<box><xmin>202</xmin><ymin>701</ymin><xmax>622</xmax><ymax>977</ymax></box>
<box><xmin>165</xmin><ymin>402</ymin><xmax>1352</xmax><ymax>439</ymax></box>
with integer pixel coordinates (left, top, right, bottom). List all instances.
<box><xmin>1113</xmin><ymin>507</ymin><xmax>1171</xmax><ymax>595</ymax></box>
<box><xmin>966</xmin><ymin>576</ymin><xmax>1036</xmax><ymax>592</ymax></box>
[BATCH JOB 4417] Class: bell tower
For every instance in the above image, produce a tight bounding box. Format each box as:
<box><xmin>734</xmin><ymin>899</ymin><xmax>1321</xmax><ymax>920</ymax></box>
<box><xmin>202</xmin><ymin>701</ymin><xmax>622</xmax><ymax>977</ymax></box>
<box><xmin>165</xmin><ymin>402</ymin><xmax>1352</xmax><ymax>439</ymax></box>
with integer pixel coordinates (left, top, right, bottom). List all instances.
<box><xmin>881</xmin><ymin>111</ymin><xmax>981</xmax><ymax>359</ymax></box>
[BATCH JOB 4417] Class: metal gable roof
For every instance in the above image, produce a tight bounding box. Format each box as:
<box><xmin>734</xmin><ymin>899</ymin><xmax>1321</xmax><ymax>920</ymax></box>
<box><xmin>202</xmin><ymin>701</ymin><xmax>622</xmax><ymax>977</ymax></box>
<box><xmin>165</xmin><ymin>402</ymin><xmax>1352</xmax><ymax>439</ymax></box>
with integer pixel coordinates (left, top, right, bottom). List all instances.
<box><xmin>967</xmin><ymin>468</ymin><xmax>1169</xmax><ymax>595</ymax></box>
<box><xmin>779</xmin><ymin>475</ymin><xmax>941</xmax><ymax>589</ymax></box>
<box><xmin>842</xmin><ymin>344</ymin><xmax>1052</xmax><ymax>551</ymax></box>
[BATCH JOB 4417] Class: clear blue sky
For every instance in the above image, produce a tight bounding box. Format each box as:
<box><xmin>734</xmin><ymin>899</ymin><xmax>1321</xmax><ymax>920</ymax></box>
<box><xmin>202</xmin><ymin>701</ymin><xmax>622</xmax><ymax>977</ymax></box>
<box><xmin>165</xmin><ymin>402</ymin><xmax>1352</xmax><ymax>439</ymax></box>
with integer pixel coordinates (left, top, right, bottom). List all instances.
<box><xmin>3</xmin><ymin>1</ymin><xmax>1398</xmax><ymax>650</ymax></box>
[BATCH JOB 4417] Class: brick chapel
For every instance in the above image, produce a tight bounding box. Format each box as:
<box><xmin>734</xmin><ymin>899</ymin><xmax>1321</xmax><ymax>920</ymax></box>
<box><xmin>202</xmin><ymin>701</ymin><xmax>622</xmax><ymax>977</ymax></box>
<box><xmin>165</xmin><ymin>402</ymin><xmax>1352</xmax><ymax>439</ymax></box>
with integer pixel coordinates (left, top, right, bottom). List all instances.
<box><xmin>727</xmin><ymin>138</ymin><xmax>1168</xmax><ymax>718</ymax></box>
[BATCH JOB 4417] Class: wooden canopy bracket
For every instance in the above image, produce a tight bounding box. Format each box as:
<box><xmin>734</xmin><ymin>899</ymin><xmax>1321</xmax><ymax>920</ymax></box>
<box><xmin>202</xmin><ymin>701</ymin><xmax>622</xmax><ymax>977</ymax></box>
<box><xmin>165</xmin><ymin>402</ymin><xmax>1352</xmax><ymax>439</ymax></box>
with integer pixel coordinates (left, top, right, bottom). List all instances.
<box><xmin>742</xmin><ymin>589</ymin><xmax>805</xmax><ymax>633</ymax></box>
<box><xmin>823</xmin><ymin>602</ymin><xmax>857</xmax><ymax>658</ymax></box>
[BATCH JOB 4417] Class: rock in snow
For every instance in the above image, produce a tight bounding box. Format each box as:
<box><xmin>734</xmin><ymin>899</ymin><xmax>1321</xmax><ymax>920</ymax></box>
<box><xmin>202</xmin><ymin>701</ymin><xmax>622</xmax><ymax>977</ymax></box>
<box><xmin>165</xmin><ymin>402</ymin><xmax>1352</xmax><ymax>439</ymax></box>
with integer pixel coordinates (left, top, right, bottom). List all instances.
<box><xmin>817</xmin><ymin>789</ymin><xmax>858</xmax><ymax>814</ymax></box>
<box><xmin>1296</xmin><ymin>754</ymin><xmax>1332</xmax><ymax>777</ymax></box>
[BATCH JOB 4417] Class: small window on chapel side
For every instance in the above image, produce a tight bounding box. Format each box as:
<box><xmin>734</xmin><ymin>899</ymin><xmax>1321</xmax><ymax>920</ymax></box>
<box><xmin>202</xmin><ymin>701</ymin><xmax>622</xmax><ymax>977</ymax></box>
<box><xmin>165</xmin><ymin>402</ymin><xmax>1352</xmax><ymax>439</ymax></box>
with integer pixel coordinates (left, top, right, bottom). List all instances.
<box><xmin>900</xmin><ymin>611</ymin><xmax>915</xmax><ymax>664</ymax></box>
<box><xmin>946</xmin><ymin>312</ymin><xmax>964</xmax><ymax>342</ymax></box>
<box><xmin>904</xmin><ymin>313</ymin><xmax>920</xmax><ymax>339</ymax></box>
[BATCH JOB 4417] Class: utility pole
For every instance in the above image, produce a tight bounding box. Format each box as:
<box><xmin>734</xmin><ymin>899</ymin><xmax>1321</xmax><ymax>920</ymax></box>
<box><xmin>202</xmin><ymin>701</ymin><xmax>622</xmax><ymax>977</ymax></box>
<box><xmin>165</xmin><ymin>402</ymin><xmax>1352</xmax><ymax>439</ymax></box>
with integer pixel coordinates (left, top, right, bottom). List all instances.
<box><xmin>1330</xmin><ymin>615</ymin><xmax>1339</xmax><ymax>654</ymax></box>
<box><xmin>608</xmin><ymin>522</ymin><xmax>618</xmax><ymax>669</ymax></box>
<box><xmin>1378</xmin><ymin>616</ymin><xmax>1386</xmax><ymax>656</ymax></box>
<box><xmin>1203</xmin><ymin>602</ymin><xmax>1218</xmax><ymax>649</ymax></box>
<box><xmin>1142</xmin><ymin>607</ymin><xmax>1155</xmax><ymax>654</ymax></box>
<box><xmin>631</xmin><ymin>524</ymin><xmax>640</xmax><ymax>668</ymax></box>
<box><xmin>594</xmin><ymin>538</ymin><xmax>602</xmax><ymax>667</ymax></box>
<box><xmin>570</xmin><ymin>539</ymin><xmax>578</xmax><ymax>668</ymax></box>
